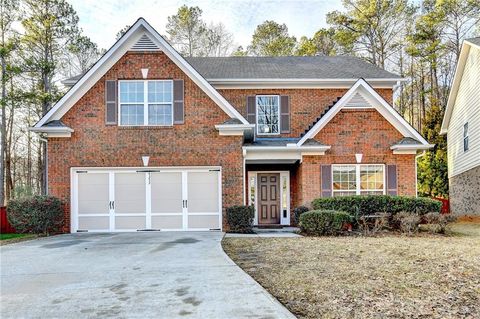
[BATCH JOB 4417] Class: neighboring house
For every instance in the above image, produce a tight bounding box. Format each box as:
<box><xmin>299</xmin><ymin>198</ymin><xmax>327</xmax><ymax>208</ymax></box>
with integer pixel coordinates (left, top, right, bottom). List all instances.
<box><xmin>441</xmin><ymin>37</ymin><xmax>480</xmax><ymax>216</ymax></box>
<box><xmin>31</xmin><ymin>18</ymin><xmax>432</xmax><ymax>232</ymax></box>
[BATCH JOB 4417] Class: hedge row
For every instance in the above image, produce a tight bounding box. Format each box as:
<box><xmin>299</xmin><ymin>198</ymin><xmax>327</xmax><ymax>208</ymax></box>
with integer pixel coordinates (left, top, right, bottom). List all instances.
<box><xmin>312</xmin><ymin>195</ymin><xmax>441</xmax><ymax>216</ymax></box>
<box><xmin>299</xmin><ymin>210</ymin><xmax>351</xmax><ymax>236</ymax></box>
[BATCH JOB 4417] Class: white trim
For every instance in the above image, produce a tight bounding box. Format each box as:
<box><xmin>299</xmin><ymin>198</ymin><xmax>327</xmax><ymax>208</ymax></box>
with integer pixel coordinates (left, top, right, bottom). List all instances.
<box><xmin>215</xmin><ymin>124</ymin><xmax>255</xmax><ymax>136</ymax></box>
<box><xmin>208</xmin><ymin>78</ymin><xmax>404</xmax><ymax>89</ymax></box>
<box><xmin>35</xmin><ymin>18</ymin><xmax>248</xmax><ymax>128</ymax></box>
<box><xmin>256</xmin><ymin>95</ymin><xmax>280</xmax><ymax>136</ymax></box>
<box><xmin>297</xmin><ymin>79</ymin><xmax>430</xmax><ymax>147</ymax></box>
<box><xmin>247</xmin><ymin>171</ymin><xmax>290</xmax><ymax>226</ymax></box>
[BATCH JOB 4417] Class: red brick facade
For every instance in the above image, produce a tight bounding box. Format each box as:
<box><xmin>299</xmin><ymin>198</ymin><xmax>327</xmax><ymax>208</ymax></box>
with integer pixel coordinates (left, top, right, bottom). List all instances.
<box><xmin>47</xmin><ymin>51</ymin><xmax>417</xmax><ymax>231</ymax></box>
<box><xmin>220</xmin><ymin>88</ymin><xmax>393</xmax><ymax>138</ymax></box>
<box><xmin>48</xmin><ymin>52</ymin><xmax>244</xmax><ymax>231</ymax></box>
<box><xmin>294</xmin><ymin>109</ymin><xmax>416</xmax><ymax>207</ymax></box>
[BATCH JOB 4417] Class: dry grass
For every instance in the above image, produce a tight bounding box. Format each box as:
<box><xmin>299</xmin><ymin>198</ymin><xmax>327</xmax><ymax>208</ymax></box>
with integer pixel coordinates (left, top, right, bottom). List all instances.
<box><xmin>222</xmin><ymin>223</ymin><xmax>480</xmax><ymax>319</ymax></box>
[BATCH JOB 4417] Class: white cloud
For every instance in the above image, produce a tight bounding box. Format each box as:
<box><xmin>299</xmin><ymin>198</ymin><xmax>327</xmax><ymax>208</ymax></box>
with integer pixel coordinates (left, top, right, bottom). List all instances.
<box><xmin>70</xmin><ymin>0</ymin><xmax>344</xmax><ymax>50</ymax></box>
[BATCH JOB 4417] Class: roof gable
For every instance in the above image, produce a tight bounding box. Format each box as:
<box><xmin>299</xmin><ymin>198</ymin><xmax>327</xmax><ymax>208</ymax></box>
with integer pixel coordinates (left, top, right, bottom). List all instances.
<box><xmin>34</xmin><ymin>18</ymin><xmax>248</xmax><ymax>128</ymax></box>
<box><xmin>441</xmin><ymin>38</ymin><xmax>480</xmax><ymax>134</ymax></box>
<box><xmin>297</xmin><ymin>79</ymin><xmax>431</xmax><ymax>147</ymax></box>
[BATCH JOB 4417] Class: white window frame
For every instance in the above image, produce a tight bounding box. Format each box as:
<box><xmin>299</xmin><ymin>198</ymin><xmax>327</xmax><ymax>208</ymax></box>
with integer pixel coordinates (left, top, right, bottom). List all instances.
<box><xmin>463</xmin><ymin>122</ymin><xmax>469</xmax><ymax>152</ymax></box>
<box><xmin>118</xmin><ymin>80</ymin><xmax>173</xmax><ymax>127</ymax></box>
<box><xmin>332</xmin><ymin>164</ymin><xmax>386</xmax><ymax>196</ymax></box>
<box><xmin>256</xmin><ymin>95</ymin><xmax>280</xmax><ymax>136</ymax></box>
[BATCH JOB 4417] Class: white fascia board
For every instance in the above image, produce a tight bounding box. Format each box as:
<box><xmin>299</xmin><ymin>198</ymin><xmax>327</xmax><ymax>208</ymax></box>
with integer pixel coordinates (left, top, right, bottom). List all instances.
<box><xmin>297</xmin><ymin>79</ymin><xmax>430</xmax><ymax>147</ymax></box>
<box><xmin>209</xmin><ymin>78</ymin><xmax>405</xmax><ymax>89</ymax></box>
<box><xmin>35</xmin><ymin>18</ymin><xmax>248</xmax><ymax>128</ymax></box>
<box><xmin>441</xmin><ymin>42</ymin><xmax>472</xmax><ymax>135</ymax></box>
<box><xmin>29</xmin><ymin>126</ymin><xmax>74</xmax><ymax>133</ymax></box>
<box><xmin>390</xmin><ymin>144</ymin><xmax>434</xmax><ymax>150</ymax></box>
<box><xmin>242</xmin><ymin>145</ymin><xmax>330</xmax><ymax>152</ymax></box>
<box><xmin>215</xmin><ymin>124</ymin><xmax>254</xmax><ymax>136</ymax></box>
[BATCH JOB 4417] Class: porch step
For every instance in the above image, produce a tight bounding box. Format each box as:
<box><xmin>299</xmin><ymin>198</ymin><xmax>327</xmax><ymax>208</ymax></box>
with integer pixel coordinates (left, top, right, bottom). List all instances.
<box><xmin>253</xmin><ymin>226</ymin><xmax>300</xmax><ymax>233</ymax></box>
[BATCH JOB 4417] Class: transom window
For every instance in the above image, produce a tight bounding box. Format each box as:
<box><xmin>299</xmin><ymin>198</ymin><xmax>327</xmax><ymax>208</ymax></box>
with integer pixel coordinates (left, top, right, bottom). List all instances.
<box><xmin>256</xmin><ymin>95</ymin><xmax>280</xmax><ymax>135</ymax></box>
<box><xmin>119</xmin><ymin>80</ymin><xmax>173</xmax><ymax>126</ymax></box>
<box><xmin>332</xmin><ymin>164</ymin><xmax>385</xmax><ymax>196</ymax></box>
<box><xmin>464</xmin><ymin>122</ymin><xmax>469</xmax><ymax>152</ymax></box>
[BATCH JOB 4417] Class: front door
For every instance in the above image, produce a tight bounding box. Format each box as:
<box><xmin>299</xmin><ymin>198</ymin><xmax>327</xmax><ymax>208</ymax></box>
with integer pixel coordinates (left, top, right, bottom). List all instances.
<box><xmin>257</xmin><ymin>173</ymin><xmax>280</xmax><ymax>224</ymax></box>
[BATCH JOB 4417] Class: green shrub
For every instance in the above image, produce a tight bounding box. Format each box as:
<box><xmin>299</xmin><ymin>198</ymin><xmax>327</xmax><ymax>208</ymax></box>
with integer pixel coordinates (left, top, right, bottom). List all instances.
<box><xmin>312</xmin><ymin>195</ymin><xmax>442</xmax><ymax>216</ymax></box>
<box><xmin>7</xmin><ymin>195</ymin><xmax>64</xmax><ymax>234</ymax></box>
<box><xmin>226</xmin><ymin>205</ymin><xmax>255</xmax><ymax>233</ymax></box>
<box><xmin>299</xmin><ymin>210</ymin><xmax>352</xmax><ymax>236</ymax></box>
<box><xmin>293</xmin><ymin>206</ymin><xmax>310</xmax><ymax>225</ymax></box>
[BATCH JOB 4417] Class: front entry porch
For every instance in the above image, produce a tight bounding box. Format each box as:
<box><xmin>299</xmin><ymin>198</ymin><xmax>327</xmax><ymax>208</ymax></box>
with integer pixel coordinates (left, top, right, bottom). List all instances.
<box><xmin>246</xmin><ymin>163</ymin><xmax>298</xmax><ymax>226</ymax></box>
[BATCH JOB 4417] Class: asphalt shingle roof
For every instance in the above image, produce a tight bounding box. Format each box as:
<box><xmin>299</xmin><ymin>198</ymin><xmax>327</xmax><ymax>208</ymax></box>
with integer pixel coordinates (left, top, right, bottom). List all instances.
<box><xmin>185</xmin><ymin>56</ymin><xmax>401</xmax><ymax>79</ymax></box>
<box><xmin>64</xmin><ymin>55</ymin><xmax>401</xmax><ymax>84</ymax></box>
<box><xmin>394</xmin><ymin>137</ymin><xmax>422</xmax><ymax>145</ymax></box>
<box><xmin>466</xmin><ymin>37</ymin><xmax>480</xmax><ymax>47</ymax></box>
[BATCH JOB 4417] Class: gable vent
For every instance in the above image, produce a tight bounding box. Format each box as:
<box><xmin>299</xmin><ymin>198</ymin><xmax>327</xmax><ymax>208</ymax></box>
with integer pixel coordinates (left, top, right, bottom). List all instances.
<box><xmin>131</xmin><ymin>34</ymin><xmax>160</xmax><ymax>51</ymax></box>
<box><xmin>344</xmin><ymin>92</ymin><xmax>372</xmax><ymax>108</ymax></box>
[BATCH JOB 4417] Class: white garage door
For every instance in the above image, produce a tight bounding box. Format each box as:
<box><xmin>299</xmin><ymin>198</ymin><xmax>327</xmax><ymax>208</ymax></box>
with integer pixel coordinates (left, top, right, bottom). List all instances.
<box><xmin>72</xmin><ymin>168</ymin><xmax>221</xmax><ymax>232</ymax></box>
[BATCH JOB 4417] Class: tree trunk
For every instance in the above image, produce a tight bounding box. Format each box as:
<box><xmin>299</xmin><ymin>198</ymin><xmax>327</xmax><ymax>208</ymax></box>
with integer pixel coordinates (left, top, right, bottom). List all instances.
<box><xmin>0</xmin><ymin>55</ymin><xmax>6</xmax><ymax>205</ymax></box>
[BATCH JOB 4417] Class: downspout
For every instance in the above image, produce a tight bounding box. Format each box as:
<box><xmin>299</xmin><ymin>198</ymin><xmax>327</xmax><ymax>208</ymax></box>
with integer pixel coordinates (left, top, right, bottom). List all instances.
<box><xmin>415</xmin><ymin>150</ymin><xmax>426</xmax><ymax>198</ymax></box>
<box><xmin>39</xmin><ymin>136</ymin><xmax>48</xmax><ymax>195</ymax></box>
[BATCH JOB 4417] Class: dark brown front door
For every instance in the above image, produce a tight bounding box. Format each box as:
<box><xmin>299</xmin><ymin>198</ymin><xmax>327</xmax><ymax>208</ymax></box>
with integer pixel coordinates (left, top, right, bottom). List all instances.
<box><xmin>258</xmin><ymin>173</ymin><xmax>280</xmax><ymax>224</ymax></box>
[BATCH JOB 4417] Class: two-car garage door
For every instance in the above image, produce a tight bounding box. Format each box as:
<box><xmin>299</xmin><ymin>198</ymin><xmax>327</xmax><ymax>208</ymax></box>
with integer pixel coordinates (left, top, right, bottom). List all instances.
<box><xmin>71</xmin><ymin>168</ymin><xmax>221</xmax><ymax>232</ymax></box>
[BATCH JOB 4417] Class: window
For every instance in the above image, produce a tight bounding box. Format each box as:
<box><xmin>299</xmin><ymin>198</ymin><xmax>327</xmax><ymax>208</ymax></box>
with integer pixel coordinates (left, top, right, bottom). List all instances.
<box><xmin>332</xmin><ymin>164</ymin><xmax>385</xmax><ymax>196</ymax></box>
<box><xmin>332</xmin><ymin>165</ymin><xmax>357</xmax><ymax>197</ymax></box>
<box><xmin>119</xmin><ymin>80</ymin><xmax>173</xmax><ymax>126</ymax></box>
<box><xmin>464</xmin><ymin>122</ymin><xmax>469</xmax><ymax>152</ymax></box>
<box><xmin>256</xmin><ymin>95</ymin><xmax>280</xmax><ymax>135</ymax></box>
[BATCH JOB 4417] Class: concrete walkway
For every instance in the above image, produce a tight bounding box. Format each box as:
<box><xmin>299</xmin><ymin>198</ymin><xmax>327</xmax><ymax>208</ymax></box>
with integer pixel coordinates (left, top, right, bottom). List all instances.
<box><xmin>1</xmin><ymin>232</ymin><xmax>295</xmax><ymax>319</ymax></box>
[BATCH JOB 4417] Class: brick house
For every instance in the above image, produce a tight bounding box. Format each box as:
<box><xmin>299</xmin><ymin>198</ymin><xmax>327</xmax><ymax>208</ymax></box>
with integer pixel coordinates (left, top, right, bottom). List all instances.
<box><xmin>31</xmin><ymin>18</ymin><xmax>433</xmax><ymax>232</ymax></box>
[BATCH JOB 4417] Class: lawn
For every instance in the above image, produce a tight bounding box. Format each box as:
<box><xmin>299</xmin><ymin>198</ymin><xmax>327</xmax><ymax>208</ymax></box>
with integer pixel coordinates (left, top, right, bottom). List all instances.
<box><xmin>222</xmin><ymin>222</ymin><xmax>480</xmax><ymax>319</ymax></box>
<box><xmin>0</xmin><ymin>233</ymin><xmax>36</xmax><ymax>244</ymax></box>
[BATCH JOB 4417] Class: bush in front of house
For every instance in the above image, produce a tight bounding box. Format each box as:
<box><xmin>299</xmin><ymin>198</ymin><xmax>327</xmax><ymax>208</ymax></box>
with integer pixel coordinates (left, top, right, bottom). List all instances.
<box><xmin>312</xmin><ymin>195</ymin><xmax>442</xmax><ymax>217</ymax></box>
<box><xmin>7</xmin><ymin>195</ymin><xmax>64</xmax><ymax>235</ymax></box>
<box><xmin>226</xmin><ymin>205</ymin><xmax>255</xmax><ymax>233</ymax></box>
<box><xmin>293</xmin><ymin>206</ymin><xmax>310</xmax><ymax>225</ymax></box>
<box><xmin>422</xmin><ymin>212</ymin><xmax>457</xmax><ymax>234</ymax></box>
<box><xmin>299</xmin><ymin>210</ymin><xmax>352</xmax><ymax>236</ymax></box>
<box><xmin>394</xmin><ymin>212</ymin><xmax>422</xmax><ymax>235</ymax></box>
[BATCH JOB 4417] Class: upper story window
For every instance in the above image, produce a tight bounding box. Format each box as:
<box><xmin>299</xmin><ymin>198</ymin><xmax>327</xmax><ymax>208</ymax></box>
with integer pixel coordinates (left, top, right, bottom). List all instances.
<box><xmin>256</xmin><ymin>95</ymin><xmax>280</xmax><ymax>135</ymax></box>
<box><xmin>119</xmin><ymin>80</ymin><xmax>173</xmax><ymax>126</ymax></box>
<box><xmin>332</xmin><ymin>164</ymin><xmax>385</xmax><ymax>197</ymax></box>
<box><xmin>463</xmin><ymin>122</ymin><xmax>469</xmax><ymax>152</ymax></box>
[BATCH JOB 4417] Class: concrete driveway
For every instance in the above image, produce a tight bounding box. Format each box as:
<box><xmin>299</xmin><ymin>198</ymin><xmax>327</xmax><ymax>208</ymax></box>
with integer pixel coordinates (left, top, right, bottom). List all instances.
<box><xmin>1</xmin><ymin>232</ymin><xmax>294</xmax><ymax>319</ymax></box>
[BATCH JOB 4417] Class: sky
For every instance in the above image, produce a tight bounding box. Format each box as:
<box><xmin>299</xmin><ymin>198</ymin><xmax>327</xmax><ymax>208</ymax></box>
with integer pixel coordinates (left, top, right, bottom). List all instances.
<box><xmin>70</xmin><ymin>0</ymin><xmax>345</xmax><ymax>50</ymax></box>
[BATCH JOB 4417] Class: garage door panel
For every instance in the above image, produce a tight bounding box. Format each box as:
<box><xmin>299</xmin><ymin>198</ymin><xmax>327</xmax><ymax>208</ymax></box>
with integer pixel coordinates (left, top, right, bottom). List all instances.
<box><xmin>151</xmin><ymin>173</ymin><xmax>182</xmax><ymax>213</ymax></box>
<box><xmin>151</xmin><ymin>215</ymin><xmax>182</xmax><ymax>230</ymax></box>
<box><xmin>115</xmin><ymin>173</ymin><xmax>146</xmax><ymax>215</ymax></box>
<box><xmin>115</xmin><ymin>216</ymin><xmax>146</xmax><ymax>230</ymax></box>
<box><xmin>188</xmin><ymin>215</ymin><xmax>219</xmax><ymax>229</ymax></box>
<box><xmin>78</xmin><ymin>216</ymin><xmax>109</xmax><ymax>230</ymax></box>
<box><xmin>78</xmin><ymin>173</ymin><xmax>109</xmax><ymax>215</ymax></box>
<box><xmin>188</xmin><ymin>172</ymin><xmax>219</xmax><ymax>213</ymax></box>
<box><xmin>74</xmin><ymin>169</ymin><xmax>221</xmax><ymax>232</ymax></box>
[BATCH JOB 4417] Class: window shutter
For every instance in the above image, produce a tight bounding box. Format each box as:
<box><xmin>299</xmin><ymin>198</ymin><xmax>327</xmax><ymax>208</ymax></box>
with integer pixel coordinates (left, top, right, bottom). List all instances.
<box><xmin>387</xmin><ymin>165</ymin><xmax>398</xmax><ymax>195</ymax></box>
<box><xmin>280</xmin><ymin>95</ymin><xmax>290</xmax><ymax>133</ymax></box>
<box><xmin>105</xmin><ymin>80</ymin><xmax>117</xmax><ymax>125</ymax></box>
<box><xmin>173</xmin><ymin>79</ymin><xmax>184</xmax><ymax>124</ymax></box>
<box><xmin>246</xmin><ymin>96</ymin><xmax>256</xmax><ymax>124</ymax></box>
<box><xmin>321</xmin><ymin>165</ymin><xmax>332</xmax><ymax>197</ymax></box>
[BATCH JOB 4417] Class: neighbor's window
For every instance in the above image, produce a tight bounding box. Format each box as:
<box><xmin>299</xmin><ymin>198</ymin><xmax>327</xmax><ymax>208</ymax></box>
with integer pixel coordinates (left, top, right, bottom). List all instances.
<box><xmin>119</xmin><ymin>80</ymin><xmax>173</xmax><ymax>126</ymax></box>
<box><xmin>464</xmin><ymin>122</ymin><xmax>469</xmax><ymax>152</ymax></box>
<box><xmin>332</xmin><ymin>164</ymin><xmax>385</xmax><ymax>196</ymax></box>
<box><xmin>256</xmin><ymin>95</ymin><xmax>280</xmax><ymax>135</ymax></box>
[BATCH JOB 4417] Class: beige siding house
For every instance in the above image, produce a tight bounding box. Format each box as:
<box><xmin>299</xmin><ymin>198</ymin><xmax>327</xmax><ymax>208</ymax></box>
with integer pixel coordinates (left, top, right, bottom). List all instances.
<box><xmin>441</xmin><ymin>37</ymin><xmax>480</xmax><ymax>215</ymax></box>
